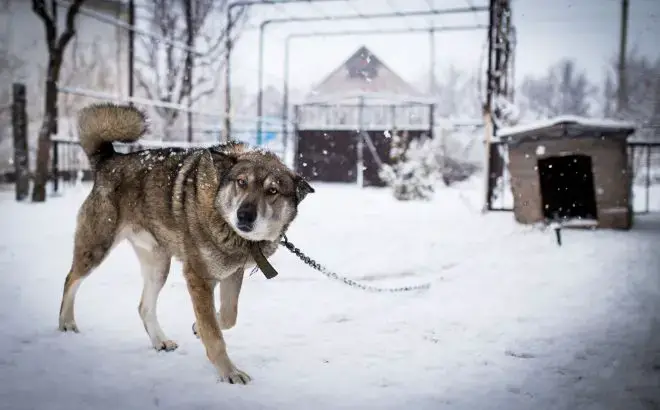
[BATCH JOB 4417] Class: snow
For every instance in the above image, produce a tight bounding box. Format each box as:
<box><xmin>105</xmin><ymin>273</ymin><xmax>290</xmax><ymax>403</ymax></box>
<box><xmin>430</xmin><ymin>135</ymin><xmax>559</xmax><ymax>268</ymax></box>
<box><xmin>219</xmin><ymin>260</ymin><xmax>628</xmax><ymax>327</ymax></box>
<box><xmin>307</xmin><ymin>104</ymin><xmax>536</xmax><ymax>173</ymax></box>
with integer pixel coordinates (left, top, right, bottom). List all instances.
<box><xmin>1</xmin><ymin>179</ymin><xmax>660</xmax><ymax>410</ymax></box>
<box><xmin>496</xmin><ymin>115</ymin><xmax>637</xmax><ymax>140</ymax></box>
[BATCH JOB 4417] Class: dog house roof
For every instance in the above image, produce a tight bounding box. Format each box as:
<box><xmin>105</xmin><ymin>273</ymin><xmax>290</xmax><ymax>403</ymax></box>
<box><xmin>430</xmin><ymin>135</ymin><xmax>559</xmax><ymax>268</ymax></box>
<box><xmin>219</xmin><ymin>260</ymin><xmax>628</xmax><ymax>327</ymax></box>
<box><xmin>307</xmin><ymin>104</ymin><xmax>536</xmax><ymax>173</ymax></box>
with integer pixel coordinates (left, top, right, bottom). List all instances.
<box><xmin>495</xmin><ymin>116</ymin><xmax>637</xmax><ymax>144</ymax></box>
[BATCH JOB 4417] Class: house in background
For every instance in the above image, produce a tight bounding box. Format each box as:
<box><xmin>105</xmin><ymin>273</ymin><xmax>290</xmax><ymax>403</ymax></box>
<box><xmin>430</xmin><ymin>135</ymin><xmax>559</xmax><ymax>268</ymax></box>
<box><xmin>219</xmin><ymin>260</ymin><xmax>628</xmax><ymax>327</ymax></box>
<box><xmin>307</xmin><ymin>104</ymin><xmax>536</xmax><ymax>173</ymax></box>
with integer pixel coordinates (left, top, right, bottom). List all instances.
<box><xmin>294</xmin><ymin>45</ymin><xmax>434</xmax><ymax>187</ymax></box>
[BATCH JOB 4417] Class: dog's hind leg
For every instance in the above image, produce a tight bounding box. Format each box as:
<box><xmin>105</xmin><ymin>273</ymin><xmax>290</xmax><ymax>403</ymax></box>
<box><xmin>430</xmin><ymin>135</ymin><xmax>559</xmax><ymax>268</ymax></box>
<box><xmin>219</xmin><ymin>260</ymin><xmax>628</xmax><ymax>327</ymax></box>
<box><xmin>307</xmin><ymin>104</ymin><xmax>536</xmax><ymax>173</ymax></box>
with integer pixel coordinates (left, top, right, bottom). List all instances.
<box><xmin>59</xmin><ymin>195</ymin><xmax>118</xmax><ymax>333</ymax></box>
<box><xmin>130</xmin><ymin>240</ymin><xmax>177</xmax><ymax>352</ymax></box>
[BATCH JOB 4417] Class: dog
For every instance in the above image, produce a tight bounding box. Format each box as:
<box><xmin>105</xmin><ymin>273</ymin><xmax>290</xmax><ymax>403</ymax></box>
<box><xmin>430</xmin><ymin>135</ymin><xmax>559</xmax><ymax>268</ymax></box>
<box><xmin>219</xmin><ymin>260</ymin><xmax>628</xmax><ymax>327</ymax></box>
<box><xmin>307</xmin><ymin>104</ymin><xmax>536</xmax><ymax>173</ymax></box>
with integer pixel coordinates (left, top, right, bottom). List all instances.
<box><xmin>57</xmin><ymin>103</ymin><xmax>314</xmax><ymax>384</ymax></box>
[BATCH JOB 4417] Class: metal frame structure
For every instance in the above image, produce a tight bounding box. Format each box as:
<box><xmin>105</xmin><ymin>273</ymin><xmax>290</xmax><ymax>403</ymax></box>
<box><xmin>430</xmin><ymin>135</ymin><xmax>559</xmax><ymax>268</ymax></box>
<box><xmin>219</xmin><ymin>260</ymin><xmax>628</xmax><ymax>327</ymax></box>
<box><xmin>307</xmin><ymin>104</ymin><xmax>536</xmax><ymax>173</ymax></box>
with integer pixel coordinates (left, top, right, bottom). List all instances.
<box><xmin>62</xmin><ymin>0</ymin><xmax>515</xmax><ymax>207</ymax></box>
<box><xmin>224</xmin><ymin>0</ymin><xmax>350</xmax><ymax>140</ymax></box>
<box><xmin>280</xmin><ymin>24</ymin><xmax>488</xmax><ymax>155</ymax></box>
<box><xmin>254</xmin><ymin>5</ymin><xmax>489</xmax><ymax>141</ymax></box>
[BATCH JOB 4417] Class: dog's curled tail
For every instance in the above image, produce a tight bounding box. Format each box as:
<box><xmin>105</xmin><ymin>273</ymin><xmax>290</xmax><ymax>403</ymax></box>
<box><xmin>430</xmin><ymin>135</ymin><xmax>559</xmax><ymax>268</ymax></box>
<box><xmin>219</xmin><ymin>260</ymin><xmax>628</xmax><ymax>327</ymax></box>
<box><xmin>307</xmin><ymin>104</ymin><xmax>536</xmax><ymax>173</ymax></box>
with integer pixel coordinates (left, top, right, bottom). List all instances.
<box><xmin>77</xmin><ymin>103</ymin><xmax>148</xmax><ymax>167</ymax></box>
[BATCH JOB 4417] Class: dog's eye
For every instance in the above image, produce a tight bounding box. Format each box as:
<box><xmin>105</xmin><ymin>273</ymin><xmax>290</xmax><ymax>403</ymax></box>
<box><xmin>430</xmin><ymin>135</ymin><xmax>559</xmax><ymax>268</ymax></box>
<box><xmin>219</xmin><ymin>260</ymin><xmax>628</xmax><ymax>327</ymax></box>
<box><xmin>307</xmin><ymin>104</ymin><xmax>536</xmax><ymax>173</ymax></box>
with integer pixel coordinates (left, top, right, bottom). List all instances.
<box><xmin>236</xmin><ymin>178</ymin><xmax>247</xmax><ymax>187</ymax></box>
<box><xmin>267</xmin><ymin>187</ymin><xmax>278</xmax><ymax>195</ymax></box>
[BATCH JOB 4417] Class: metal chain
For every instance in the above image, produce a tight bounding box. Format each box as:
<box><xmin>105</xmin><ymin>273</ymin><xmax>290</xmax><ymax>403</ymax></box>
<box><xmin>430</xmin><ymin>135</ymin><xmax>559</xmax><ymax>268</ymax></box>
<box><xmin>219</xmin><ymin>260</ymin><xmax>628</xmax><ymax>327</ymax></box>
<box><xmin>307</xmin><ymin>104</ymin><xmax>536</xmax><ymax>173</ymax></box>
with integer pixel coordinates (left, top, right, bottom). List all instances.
<box><xmin>279</xmin><ymin>236</ymin><xmax>431</xmax><ymax>293</ymax></box>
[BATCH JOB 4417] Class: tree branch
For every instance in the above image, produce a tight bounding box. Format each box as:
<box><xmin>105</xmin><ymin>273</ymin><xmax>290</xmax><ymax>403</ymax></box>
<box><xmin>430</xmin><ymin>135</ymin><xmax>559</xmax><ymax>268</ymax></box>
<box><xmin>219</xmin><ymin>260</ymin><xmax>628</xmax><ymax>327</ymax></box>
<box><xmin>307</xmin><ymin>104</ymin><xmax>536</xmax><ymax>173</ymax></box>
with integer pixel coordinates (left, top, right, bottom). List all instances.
<box><xmin>55</xmin><ymin>0</ymin><xmax>85</xmax><ymax>52</ymax></box>
<box><xmin>134</xmin><ymin>0</ymin><xmax>251</xmax><ymax>133</ymax></box>
<box><xmin>31</xmin><ymin>0</ymin><xmax>56</xmax><ymax>49</ymax></box>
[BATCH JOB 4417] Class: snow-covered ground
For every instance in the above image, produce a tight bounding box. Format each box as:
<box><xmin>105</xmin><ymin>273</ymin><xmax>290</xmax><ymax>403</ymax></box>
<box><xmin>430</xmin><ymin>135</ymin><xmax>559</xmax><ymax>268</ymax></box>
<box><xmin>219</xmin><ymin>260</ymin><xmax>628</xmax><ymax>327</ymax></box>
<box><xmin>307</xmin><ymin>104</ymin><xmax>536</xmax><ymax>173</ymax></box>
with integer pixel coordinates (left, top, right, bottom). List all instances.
<box><xmin>0</xmin><ymin>179</ymin><xmax>659</xmax><ymax>410</ymax></box>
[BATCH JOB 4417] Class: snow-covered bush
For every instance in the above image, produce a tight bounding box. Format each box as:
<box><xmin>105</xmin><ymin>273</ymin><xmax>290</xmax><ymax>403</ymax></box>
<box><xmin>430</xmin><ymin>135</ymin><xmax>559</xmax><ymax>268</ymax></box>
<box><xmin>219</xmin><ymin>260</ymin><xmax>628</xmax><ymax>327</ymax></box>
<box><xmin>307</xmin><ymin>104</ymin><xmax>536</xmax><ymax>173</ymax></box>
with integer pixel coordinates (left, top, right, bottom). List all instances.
<box><xmin>379</xmin><ymin>130</ymin><xmax>438</xmax><ymax>201</ymax></box>
<box><xmin>378</xmin><ymin>127</ymin><xmax>482</xmax><ymax>201</ymax></box>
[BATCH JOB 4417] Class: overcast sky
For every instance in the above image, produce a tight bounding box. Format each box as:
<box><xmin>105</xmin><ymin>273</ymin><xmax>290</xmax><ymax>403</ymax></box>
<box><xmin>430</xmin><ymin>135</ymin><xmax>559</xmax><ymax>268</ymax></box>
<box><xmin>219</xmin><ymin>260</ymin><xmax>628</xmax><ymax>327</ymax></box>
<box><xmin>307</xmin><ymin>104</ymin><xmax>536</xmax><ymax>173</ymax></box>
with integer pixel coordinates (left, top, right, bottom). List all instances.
<box><xmin>228</xmin><ymin>0</ymin><xmax>660</xmax><ymax>95</ymax></box>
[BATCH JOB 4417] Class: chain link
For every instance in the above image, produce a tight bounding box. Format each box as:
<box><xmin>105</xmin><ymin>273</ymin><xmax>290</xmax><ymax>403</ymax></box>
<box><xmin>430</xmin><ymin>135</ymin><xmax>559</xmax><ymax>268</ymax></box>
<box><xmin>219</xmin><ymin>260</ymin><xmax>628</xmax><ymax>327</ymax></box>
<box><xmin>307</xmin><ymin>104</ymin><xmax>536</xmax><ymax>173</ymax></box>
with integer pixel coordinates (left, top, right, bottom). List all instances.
<box><xmin>279</xmin><ymin>236</ymin><xmax>431</xmax><ymax>293</ymax></box>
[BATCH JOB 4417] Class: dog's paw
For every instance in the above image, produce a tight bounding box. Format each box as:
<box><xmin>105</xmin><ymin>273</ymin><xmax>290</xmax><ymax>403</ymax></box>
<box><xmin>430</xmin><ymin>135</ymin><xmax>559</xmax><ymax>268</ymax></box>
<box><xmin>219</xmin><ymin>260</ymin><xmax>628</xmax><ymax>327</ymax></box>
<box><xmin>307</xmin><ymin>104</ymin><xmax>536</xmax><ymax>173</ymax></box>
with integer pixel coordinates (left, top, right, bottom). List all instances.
<box><xmin>58</xmin><ymin>320</ymin><xmax>79</xmax><ymax>333</ymax></box>
<box><xmin>154</xmin><ymin>340</ymin><xmax>178</xmax><ymax>352</ymax></box>
<box><xmin>218</xmin><ymin>367</ymin><xmax>251</xmax><ymax>385</ymax></box>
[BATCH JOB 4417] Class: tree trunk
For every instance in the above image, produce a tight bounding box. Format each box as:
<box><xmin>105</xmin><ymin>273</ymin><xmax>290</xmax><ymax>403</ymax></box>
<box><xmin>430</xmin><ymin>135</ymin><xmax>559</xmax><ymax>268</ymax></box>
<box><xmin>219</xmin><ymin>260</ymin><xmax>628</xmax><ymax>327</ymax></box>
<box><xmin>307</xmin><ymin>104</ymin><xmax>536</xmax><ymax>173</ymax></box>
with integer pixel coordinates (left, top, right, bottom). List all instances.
<box><xmin>32</xmin><ymin>55</ymin><xmax>62</xmax><ymax>202</ymax></box>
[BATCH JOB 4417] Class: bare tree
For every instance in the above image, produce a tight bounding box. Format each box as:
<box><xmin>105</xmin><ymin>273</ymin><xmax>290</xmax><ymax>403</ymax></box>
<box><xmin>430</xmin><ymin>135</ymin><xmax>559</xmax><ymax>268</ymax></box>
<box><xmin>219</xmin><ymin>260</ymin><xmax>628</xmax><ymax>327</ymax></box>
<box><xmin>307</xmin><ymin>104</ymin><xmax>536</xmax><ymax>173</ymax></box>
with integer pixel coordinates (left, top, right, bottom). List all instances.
<box><xmin>429</xmin><ymin>65</ymin><xmax>483</xmax><ymax>119</ymax></box>
<box><xmin>0</xmin><ymin>0</ymin><xmax>22</xmax><ymax>133</ymax></box>
<box><xmin>135</xmin><ymin>0</ymin><xmax>248</xmax><ymax>140</ymax></box>
<box><xmin>519</xmin><ymin>58</ymin><xmax>597</xmax><ymax>119</ymax></box>
<box><xmin>0</xmin><ymin>1</ymin><xmax>24</xmax><ymax>174</ymax></box>
<box><xmin>602</xmin><ymin>50</ymin><xmax>660</xmax><ymax>140</ymax></box>
<box><xmin>0</xmin><ymin>45</ymin><xmax>23</xmax><ymax>126</ymax></box>
<box><xmin>31</xmin><ymin>0</ymin><xmax>86</xmax><ymax>202</ymax></box>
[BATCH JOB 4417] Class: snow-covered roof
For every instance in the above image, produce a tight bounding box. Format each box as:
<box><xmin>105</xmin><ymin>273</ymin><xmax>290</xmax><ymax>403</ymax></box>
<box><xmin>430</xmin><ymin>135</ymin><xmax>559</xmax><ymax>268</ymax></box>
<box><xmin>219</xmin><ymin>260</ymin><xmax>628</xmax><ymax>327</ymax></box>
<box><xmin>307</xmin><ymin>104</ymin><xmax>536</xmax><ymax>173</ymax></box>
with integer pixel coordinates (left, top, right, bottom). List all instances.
<box><xmin>496</xmin><ymin>115</ymin><xmax>637</xmax><ymax>143</ymax></box>
<box><xmin>305</xmin><ymin>45</ymin><xmax>423</xmax><ymax>104</ymax></box>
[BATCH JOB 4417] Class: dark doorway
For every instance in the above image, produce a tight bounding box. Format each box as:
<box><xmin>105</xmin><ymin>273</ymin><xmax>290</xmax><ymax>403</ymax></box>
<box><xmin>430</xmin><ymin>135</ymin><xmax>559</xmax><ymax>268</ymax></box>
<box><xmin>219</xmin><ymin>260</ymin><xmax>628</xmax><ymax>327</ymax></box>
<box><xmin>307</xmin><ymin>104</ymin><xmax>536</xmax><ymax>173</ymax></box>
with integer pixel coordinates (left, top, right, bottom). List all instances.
<box><xmin>537</xmin><ymin>154</ymin><xmax>598</xmax><ymax>221</ymax></box>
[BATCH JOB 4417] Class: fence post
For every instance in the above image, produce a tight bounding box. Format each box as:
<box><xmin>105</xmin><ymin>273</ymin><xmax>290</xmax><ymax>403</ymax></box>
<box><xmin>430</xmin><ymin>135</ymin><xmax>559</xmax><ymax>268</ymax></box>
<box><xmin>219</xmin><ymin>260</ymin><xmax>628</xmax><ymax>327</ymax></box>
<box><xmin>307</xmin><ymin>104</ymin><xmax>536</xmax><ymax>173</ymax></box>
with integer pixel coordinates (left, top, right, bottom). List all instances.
<box><xmin>356</xmin><ymin>96</ymin><xmax>365</xmax><ymax>188</ymax></box>
<box><xmin>428</xmin><ymin>103</ymin><xmax>435</xmax><ymax>139</ymax></box>
<box><xmin>12</xmin><ymin>83</ymin><xmax>29</xmax><ymax>201</ymax></box>
<box><xmin>290</xmin><ymin>104</ymin><xmax>300</xmax><ymax>170</ymax></box>
<box><xmin>645</xmin><ymin>145</ymin><xmax>651</xmax><ymax>213</ymax></box>
<box><xmin>51</xmin><ymin>139</ymin><xmax>59</xmax><ymax>194</ymax></box>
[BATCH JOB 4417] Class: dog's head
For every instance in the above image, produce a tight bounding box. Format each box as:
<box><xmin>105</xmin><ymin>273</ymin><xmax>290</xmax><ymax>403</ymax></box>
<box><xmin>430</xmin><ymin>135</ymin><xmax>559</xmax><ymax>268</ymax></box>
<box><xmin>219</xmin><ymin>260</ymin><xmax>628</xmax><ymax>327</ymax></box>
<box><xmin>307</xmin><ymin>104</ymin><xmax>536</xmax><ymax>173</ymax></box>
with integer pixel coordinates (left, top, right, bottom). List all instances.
<box><xmin>212</xmin><ymin>142</ymin><xmax>314</xmax><ymax>242</ymax></box>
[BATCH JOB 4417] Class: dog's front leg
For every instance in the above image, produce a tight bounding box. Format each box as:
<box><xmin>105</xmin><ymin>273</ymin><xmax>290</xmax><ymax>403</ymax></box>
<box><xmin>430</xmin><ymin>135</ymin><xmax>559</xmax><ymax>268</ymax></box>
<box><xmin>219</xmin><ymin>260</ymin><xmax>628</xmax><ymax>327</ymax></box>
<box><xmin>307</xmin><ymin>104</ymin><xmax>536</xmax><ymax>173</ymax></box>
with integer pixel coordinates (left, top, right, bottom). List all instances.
<box><xmin>183</xmin><ymin>262</ymin><xmax>251</xmax><ymax>384</ymax></box>
<box><xmin>191</xmin><ymin>269</ymin><xmax>243</xmax><ymax>335</ymax></box>
<box><xmin>218</xmin><ymin>269</ymin><xmax>244</xmax><ymax>329</ymax></box>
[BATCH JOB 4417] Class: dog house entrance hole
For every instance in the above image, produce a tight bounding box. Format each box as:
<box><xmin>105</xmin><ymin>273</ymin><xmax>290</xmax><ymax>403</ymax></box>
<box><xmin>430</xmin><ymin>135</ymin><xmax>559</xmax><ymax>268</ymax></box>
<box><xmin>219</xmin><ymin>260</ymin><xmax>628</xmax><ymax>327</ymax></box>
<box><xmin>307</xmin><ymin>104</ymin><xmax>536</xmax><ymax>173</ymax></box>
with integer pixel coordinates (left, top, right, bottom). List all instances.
<box><xmin>537</xmin><ymin>154</ymin><xmax>598</xmax><ymax>221</ymax></box>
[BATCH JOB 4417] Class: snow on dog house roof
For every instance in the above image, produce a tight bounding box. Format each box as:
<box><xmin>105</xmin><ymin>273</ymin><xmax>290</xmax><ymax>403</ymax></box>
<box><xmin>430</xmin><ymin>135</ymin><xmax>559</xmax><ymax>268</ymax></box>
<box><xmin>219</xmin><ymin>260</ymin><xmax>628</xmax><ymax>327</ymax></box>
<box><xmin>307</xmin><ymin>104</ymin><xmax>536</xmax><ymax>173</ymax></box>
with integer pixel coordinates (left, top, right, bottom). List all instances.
<box><xmin>495</xmin><ymin>115</ymin><xmax>637</xmax><ymax>144</ymax></box>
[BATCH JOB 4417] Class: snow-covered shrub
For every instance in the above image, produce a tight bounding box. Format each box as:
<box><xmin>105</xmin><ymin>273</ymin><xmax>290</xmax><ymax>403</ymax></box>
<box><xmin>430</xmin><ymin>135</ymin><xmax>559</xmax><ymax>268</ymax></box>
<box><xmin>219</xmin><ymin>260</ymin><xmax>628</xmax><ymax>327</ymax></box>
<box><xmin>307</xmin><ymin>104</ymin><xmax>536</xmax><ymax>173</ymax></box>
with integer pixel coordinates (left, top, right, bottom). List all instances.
<box><xmin>378</xmin><ymin>127</ymin><xmax>482</xmax><ymax>201</ymax></box>
<box><xmin>379</xmin><ymin>130</ymin><xmax>438</xmax><ymax>201</ymax></box>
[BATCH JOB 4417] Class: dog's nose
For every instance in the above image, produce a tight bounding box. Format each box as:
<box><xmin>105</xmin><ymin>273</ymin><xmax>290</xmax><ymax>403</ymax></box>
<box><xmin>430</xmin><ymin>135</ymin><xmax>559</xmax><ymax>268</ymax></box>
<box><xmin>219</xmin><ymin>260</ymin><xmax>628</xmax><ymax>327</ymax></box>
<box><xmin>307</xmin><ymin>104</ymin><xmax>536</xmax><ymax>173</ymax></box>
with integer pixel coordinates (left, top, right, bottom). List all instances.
<box><xmin>236</xmin><ymin>203</ymin><xmax>257</xmax><ymax>225</ymax></box>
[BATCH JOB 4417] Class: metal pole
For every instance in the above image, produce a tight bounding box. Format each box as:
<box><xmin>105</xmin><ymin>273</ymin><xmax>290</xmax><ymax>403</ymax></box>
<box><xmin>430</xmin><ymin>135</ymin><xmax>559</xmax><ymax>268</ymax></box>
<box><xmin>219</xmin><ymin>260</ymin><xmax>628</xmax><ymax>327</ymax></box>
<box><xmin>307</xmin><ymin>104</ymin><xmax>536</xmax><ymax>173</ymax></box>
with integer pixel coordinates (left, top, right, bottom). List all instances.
<box><xmin>224</xmin><ymin>4</ymin><xmax>234</xmax><ymax>142</ymax></box>
<box><xmin>257</xmin><ymin>21</ymin><xmax>268</xmax><ymax>145</ymax></box>
<box><xmin>289</xmin><ymin>24</ymin><xmax>486</xmax><ymax>40</ymax></box>
<box><xmin>617</xmin><ymin>0</ymin><xmax>629</xmax><ymax>114</ymax></box>
<box><xmin>429</xmin><ymin>27</ymin><xmax>435</xmax><ymax>94</ymax></box>
<box><xmin>128</xmin><ymin>0</ymin><xmax>135</xmax><ymax>106</ymax></box>
<box><xmin>185</xmin><ymin>0</ymin><xmax>194</xmax><ymax>143</ymax></box>
<box><xmin>282</xmin><ymin>38</ymin><xmax>291</xmax><ymax>153</ymax></box>
<box><xmin>483</xmin><ymin>0</ymin><xmax>496</xmax><ymax>212</ymax></box>
<box><xmin>357</xmin><ymin>96</ymin><xmax>365</xmax><ymax>188</ymax></box>
<box><xmin>51</xmin><ymin>0</ymin><xmax>59</xmax><ymax>136</ymax></box>
<box><xmin>645</xmin><ymin>145</ymin><xmax>651</xmax><ymax>213</ymax></box>
<box><xmin>289</xmin><ymin>103</ymin><xmax>300</xmax><ymax>169</ymax></box>
<box><xmin>429</xmin><ymin>103</ymin><xmax>435</xmax><ymax>140</ymax></box>
<box><xmin>261</xmin><ymin>6</ymin><xmax>488</xmax><ymax>29</ymax></box>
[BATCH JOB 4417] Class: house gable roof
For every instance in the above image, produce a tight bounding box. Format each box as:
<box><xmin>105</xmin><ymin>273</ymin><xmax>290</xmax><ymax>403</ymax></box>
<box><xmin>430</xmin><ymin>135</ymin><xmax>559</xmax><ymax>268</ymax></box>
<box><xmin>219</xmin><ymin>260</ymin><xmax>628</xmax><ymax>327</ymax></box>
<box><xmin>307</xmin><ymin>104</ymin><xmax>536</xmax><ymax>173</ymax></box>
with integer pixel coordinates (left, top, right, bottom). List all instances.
<box><xmin>306</xmin><ymin>45</ymin><xmax>422</xmax><ymax>102</ymax></box>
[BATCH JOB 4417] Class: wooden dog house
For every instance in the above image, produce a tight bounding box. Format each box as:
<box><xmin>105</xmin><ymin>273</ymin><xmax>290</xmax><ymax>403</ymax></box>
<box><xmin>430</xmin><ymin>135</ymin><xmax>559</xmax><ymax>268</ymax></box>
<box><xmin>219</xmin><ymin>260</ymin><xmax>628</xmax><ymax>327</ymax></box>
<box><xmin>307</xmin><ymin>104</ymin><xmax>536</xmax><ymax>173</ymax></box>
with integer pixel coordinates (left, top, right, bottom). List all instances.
<box><xmin>498</xmin><ymin>116</ymin><xmax>636</xmax><ymax>229</ymax></box>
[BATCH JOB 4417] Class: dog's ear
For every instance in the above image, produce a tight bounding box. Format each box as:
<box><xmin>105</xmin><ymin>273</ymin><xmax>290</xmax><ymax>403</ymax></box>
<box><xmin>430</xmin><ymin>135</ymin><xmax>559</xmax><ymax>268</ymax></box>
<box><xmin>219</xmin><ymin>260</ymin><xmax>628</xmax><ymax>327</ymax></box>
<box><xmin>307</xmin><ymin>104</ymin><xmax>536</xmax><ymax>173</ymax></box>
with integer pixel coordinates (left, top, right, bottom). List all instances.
<box><xmin>294</xmin><ymin>175</ymin><xmax>315</xmax><ymax>204</ymax></box>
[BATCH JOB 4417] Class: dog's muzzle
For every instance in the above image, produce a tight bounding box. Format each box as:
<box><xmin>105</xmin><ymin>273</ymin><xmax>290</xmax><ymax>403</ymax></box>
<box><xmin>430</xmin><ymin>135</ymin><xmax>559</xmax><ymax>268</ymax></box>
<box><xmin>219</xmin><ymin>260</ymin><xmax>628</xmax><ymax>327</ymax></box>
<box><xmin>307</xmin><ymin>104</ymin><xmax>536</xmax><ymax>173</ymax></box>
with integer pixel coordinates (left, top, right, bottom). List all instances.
<box><xmin>236</xmin><ymin>203</ymin><xmax>257</xmax><ymax>232</ymax></box>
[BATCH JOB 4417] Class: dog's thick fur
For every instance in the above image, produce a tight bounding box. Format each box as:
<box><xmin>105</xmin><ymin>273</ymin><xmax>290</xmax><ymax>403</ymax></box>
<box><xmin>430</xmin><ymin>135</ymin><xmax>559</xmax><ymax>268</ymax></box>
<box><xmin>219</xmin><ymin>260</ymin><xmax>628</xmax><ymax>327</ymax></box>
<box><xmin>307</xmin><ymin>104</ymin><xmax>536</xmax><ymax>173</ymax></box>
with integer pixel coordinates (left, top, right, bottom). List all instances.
<box><xmin>58</xmin><ymin>103</ymin><xmax>314</xmax><ymax>384</ymax></box>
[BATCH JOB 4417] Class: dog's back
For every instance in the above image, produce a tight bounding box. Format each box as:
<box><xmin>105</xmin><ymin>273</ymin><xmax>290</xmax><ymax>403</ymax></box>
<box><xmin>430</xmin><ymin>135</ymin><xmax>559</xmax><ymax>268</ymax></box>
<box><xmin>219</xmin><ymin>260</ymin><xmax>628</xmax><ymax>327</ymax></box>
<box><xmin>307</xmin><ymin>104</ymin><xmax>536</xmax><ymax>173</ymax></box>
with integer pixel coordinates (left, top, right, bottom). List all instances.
<box><xmin>76</xmin><ymin>105</ymin><xmax>234</xmax><ymax>255</ymax></box>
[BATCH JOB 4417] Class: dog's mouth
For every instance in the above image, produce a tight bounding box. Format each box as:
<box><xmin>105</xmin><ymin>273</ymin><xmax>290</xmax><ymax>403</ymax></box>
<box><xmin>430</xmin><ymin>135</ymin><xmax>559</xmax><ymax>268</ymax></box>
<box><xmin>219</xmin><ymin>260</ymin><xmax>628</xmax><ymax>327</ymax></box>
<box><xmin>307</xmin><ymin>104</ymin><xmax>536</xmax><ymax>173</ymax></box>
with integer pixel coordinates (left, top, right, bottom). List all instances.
<box><xmin>236</xmin><ymin>222</ymin><xmax>254</xmax><ymax>233</ymax></box>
